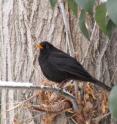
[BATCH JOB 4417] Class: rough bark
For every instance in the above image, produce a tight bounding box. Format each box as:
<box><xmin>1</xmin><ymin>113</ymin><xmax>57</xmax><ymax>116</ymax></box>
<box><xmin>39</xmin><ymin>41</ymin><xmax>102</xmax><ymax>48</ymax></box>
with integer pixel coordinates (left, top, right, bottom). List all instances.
<box><xmin>0</xmin><ymin>0</ymin><xmax>65</xmax><ymax>123</ymax></box>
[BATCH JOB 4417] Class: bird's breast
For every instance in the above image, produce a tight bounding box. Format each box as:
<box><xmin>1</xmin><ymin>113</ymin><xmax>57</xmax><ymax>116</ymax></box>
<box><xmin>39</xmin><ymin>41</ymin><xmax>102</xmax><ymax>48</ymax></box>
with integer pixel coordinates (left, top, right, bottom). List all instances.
<box><xmin>39</xmin><ymin>57</ymin><xmax>68</xmax><ymax>82</ymax></box>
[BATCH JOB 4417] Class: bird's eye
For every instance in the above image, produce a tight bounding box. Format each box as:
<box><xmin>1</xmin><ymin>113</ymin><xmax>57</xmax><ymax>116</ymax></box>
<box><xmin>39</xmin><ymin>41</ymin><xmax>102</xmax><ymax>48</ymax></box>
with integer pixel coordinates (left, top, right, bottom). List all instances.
<box><xmin>45</xmin><ymin>44</ymin><xmax>49</xmax><ymax>49</ymax></box>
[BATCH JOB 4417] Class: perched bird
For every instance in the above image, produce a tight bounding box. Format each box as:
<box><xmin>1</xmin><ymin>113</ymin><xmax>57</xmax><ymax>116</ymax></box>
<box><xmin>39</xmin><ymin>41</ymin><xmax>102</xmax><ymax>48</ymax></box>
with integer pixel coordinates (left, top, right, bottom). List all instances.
<box><xmin>36</xmin><ymin>41</ymin><xmax>111</xmax><ymax>91</ymax></box>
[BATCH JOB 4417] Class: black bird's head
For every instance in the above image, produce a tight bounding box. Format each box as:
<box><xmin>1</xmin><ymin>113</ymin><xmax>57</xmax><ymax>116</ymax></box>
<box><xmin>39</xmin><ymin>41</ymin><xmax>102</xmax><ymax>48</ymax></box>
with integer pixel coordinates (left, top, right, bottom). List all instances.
<box><xmin>36</xmin><ymin>41</ymin><xmax>55</xmax><ymax>54</ymax></box>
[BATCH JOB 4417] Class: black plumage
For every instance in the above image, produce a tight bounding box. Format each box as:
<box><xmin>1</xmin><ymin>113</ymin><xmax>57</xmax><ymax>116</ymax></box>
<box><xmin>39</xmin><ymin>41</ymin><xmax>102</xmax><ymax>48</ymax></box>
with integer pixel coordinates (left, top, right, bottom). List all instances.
<box><xmin>36</xmin><ymin>41</ymin><xmax>111</xmax><ymax>91</ymax></box>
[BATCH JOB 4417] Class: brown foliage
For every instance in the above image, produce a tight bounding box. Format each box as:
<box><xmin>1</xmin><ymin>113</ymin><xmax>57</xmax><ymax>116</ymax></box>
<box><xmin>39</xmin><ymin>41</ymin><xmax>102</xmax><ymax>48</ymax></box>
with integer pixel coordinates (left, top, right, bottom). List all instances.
<box><xmin>30</xmin><ymin>82</ymin><xmax>110</xmax><ymax>124</ymax></box>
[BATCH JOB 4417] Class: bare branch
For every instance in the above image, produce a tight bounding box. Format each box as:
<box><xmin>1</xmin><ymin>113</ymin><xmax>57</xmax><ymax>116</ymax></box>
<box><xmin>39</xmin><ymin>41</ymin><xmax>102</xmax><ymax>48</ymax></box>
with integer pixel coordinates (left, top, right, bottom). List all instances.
<box><xmin>92</xmin><ymin>112</ymin><xmax>110</xmax><ymax>124</ymax></box>
<box><xmin>96</xmin><ymin>38</ymin><xmax>109</xmax><ymax>79</ymax></box>
<box><xmin>58</xmin><ymin>0</ymin><xmax>74</xmax><ymax>56</ymax></box>
<box><xmin>32</xmin><ymin>100</ymin><xmax>71</xmax><ymax>113</ymax></box>
<box><xmin>0</xmin><ymin>81</ymin><xmax>78</xmax><ymax>111</ymax></box>
<box><xmin>81</xmin><ymin>22</ymin><xmax>98</xmax><ymax>64</ymax></box>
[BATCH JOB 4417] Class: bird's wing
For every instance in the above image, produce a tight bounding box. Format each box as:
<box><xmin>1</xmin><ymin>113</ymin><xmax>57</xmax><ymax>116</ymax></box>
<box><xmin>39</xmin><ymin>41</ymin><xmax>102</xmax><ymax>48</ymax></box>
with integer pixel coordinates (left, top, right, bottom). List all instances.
<box><xmin>49</xmin><ymin>50</ymin><xmax>91</xmax><ymax>79</ymax></box>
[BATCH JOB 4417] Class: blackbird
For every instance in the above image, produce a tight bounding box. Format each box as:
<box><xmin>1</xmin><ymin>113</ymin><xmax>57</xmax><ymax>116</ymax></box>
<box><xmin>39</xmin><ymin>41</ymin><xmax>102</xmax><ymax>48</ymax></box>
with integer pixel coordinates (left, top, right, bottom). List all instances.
<box><xmin>36</xmin><ymin>41</ymin><xmax>111</xmax><ymax>91</ymax></box>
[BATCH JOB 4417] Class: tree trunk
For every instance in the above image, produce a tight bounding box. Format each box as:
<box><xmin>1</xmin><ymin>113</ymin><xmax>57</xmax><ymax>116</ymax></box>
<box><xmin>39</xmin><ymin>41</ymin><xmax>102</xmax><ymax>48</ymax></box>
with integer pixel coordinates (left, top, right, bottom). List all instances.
<box><xmin>0</xmin><ymin>0</ymin><xmax>65</xmax><ymax>123</ymax></box>
<box><xmin>0</xmin><ymin>0</ymin><xmax>116</xmax><ymax>124</ymax></box>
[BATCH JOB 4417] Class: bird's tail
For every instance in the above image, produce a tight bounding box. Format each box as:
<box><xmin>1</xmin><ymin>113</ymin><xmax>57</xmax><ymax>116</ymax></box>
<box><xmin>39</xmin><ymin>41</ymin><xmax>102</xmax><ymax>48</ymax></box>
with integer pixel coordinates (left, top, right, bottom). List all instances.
<box><xmin>90</xmin><ymin>78</ymin><xmax>111</xmax><ymax>91</ymax></box>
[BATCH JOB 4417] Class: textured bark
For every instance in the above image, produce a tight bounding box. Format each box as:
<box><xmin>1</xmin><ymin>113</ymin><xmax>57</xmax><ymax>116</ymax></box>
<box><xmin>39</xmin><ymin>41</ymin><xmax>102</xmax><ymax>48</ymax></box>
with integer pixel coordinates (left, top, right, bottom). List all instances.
<box><xmin>0</xmin><ymin>0</ymin><xmax>65</xmax><ymax>123</ymax></box>
<box><xmin>0</xmin><ymin>0</ymin><xmax>116</xmax><ymax>124</ymax></box>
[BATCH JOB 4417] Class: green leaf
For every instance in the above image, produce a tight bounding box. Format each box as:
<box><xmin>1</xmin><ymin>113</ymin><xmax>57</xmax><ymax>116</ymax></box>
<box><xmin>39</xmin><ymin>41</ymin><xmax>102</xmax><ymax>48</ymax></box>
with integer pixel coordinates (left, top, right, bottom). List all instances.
<box><xmin>49</xmin><ymin>0</ymin><xmax>57</xmax><ymax>9</ymax></box>
<box><xmin>107</xmin><ymin>0</ymin><xmax>117</xmax><ymax>25</ymax></box>
<box><xmin>79</xmin><ymin>10</ymin><xmax>90</xmax><ymax>40</ymax></box>
<box><xmin>68</xmin><ymin>0</ymin><xmax>78</xmax><ymax>16</ymax></box>
<box><xmin>75</xmin><ymin>0</ymin><xmax>95</xmax><ymax>14</ymax></box>
<box><xmin>109</xmin><ymin>85</ymin><xmax>117</xmax><ymax>119</ymax></box>
<box><xmin>106</xmin><ymin>19</ymin><xmax>116</xmax><ymax>37</ymax></box>
<box><xmin>95</xmin><ymin>3</ymin><xmax>107</xmax><ymax>33</ymax></box>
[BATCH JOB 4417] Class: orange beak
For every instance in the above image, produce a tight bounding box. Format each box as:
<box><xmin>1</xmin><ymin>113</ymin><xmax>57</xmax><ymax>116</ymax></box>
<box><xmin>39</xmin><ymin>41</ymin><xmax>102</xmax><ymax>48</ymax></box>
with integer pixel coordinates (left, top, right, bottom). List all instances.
<box><xmin>35</xmin><ymin>43</ymin><xmax>43</xmax><ymax>49</ymax></box>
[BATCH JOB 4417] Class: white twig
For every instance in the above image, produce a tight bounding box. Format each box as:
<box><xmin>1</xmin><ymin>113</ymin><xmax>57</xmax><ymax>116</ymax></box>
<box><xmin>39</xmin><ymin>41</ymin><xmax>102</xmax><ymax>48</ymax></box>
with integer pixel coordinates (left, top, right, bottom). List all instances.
<box><xmin>81</xmin><ymin>22</ymin><xmax>97</xmax><ymax>64</ymax></box>
<box><xmin>0</xmin><ymin>81</ymin><xmax>33</xmax><ymax>87</ymax></box>
<box><xmin>7</xmin><ymin>94</ymin><xmax>37</xmax><ymax>112</ymax></box>
<box><xmin>96</xmin><ymin>39</ymin><xmax>108</xmax><ymax>79</ymax></box>
<box><xmin>90</xmin><ymin>22</ymin><xmax>97</xmax><ymax>41</ymax></box>
<box><xmin>59</xmin><ymin>0</ymin><xmax>74</xmax><ymax>56</ymax></box>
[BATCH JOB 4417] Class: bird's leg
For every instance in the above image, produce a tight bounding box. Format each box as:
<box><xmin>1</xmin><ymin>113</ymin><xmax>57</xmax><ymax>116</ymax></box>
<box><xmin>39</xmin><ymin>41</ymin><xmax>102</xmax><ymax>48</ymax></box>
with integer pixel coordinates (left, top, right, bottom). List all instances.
<box><xmin>66</xmin><ymin>80</ymin><xmax>79</xmax><ymax>99</ymax></box>
<box><xmin>42</xmin><ymin>79</ymin><xmax>53</xmax><ymax>86</ymax></box>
